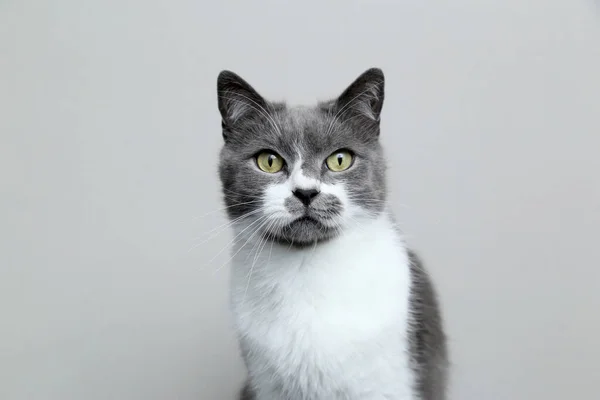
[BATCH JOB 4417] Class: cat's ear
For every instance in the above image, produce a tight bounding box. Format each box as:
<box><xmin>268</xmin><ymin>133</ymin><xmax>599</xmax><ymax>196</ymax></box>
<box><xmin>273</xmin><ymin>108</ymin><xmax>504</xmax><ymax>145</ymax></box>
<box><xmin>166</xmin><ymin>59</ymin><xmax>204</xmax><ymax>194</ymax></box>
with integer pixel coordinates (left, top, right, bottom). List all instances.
<box><xmin>334</xmin><ymin>68</ymin><xmax>385</xmax><ymax>122</ymax></box>
<box><xmin>217</xmin><ymin>70</ymin><xmax>267</xmax><ymax>126</ymax></box>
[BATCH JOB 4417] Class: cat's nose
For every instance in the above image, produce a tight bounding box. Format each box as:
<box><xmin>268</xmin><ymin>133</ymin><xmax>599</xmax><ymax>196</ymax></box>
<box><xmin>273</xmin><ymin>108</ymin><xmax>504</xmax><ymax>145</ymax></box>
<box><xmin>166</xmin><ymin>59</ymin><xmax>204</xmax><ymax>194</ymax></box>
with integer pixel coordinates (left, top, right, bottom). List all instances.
<box><xmin>293</xmin><ymin>188</ymin><xmax>320</xmax><ymax>206</ymax></box>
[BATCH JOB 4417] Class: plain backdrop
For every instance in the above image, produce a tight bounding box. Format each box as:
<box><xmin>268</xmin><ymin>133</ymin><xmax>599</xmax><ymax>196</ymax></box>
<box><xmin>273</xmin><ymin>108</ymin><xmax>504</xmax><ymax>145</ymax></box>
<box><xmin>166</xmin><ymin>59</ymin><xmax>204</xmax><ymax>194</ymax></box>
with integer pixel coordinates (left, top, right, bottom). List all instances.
<box><xmin>1</xmin><ymin>0</ymin><xmax>599</xmax><ymax>399</ymax></box>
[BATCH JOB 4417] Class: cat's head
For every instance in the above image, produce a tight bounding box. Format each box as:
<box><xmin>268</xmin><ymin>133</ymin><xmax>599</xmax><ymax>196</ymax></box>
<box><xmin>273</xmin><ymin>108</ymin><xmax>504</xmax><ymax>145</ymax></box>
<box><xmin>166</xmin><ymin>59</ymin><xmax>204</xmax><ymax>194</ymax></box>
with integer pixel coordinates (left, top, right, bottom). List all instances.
<box><xmin>217</xmin><ymin>68</ymin><xmax>387</xmax><ymax>248</ymax></box>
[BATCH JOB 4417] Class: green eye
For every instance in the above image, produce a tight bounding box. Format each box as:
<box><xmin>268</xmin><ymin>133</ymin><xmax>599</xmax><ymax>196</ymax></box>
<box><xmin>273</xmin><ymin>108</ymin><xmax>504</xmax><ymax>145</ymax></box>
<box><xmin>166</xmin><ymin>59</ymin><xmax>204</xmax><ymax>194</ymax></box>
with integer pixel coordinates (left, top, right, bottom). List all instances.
<box><xmin>326</xmin><ymin>150</ymin><xmax>353</xmax><ymax>172</ymax></box>
<box><xmin>256</xmin><ymin>151</ymin><xmax>284</xmax><ymax>173</ymax></box>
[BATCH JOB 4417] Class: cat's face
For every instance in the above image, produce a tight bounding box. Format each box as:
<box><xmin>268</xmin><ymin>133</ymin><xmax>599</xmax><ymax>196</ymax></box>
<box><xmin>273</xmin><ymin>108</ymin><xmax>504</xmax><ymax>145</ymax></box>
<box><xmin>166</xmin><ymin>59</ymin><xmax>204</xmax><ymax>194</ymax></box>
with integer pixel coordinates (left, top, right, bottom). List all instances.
<box><xmin>217</xmin><ymin>68</ymin><xmax>387</xmax><ymax>247</ymax></box>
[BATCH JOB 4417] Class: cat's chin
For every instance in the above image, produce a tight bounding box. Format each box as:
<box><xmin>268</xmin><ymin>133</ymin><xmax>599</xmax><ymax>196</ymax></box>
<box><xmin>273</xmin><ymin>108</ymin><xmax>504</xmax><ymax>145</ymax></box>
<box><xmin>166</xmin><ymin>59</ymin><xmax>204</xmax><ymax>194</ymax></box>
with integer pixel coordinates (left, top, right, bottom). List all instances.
<box><xmin>265</xmin><ymin>215</ymin><xmax>340</xmax><ymax>249</ymax></box>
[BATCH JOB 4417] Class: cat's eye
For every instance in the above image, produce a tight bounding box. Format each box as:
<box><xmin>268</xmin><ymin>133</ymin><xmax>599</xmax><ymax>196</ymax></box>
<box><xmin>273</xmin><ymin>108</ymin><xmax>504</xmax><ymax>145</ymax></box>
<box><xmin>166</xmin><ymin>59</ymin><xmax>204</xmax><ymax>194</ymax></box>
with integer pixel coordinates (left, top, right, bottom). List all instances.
<box><xmin>256</xmin><ymin>151</ymin><xmax>284</xmax><ymax>173</ymax></box>
<box><xmin>326</xmin><ymin>150</ymin><xmax>353</xmax><ymax>172</ymax></box>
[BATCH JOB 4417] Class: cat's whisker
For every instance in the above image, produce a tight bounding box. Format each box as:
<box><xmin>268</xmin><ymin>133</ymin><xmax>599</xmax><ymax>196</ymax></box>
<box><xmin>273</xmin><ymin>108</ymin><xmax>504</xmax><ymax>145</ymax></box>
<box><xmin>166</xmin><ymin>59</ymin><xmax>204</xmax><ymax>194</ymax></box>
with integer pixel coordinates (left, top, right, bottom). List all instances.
<box><xmin>220</xmin><ymin>197</ymin><xmax>263</xmax><ymax>204</ymax></box>
<box><xmin>204</xmin><ymin>214</ymin><xmax>270</xmax><ymax>270</ymax></box>
<box><xmin>221</xmin><ymin>188</ymin><xmax>262</xmax><ymax>198</ymax></box>
<box><xmin>189</xmin><ymin>208</ymin><xmax>265</xmax><ymax>250</ymax></box>
<box><xmin>347</xmin><ymin>196</ymin><xmax>399</xmax><ymax>202</ymax></box>
<box><xmin>345</xmin><ymin>215</ymin><xmax>367</xmax><ymax>235</ymax></box>
<box><xmin>245</xmin><ymin>216</ymin><xmax>271</xmax><ymax>262</ymax></box>
<box><xmin>190</xmin><ymin>200</ymin><xmax>264</xmax><ymax>222</ymax></box>
<box><xmin>347</xmin><ymin>195</ymin><xmax>386</xmax><ymax>200</ymax></box>
<box><xmin>213</xmin><ymin>215</ymin><xmax>275</xmax><ymax>276</ymax></box>
<box><xmin>244</xmin><ymin>213</ymin><xmax>286</xmax><ymax>263</ymax></box>
<box><xmin>243</xmin><ymin>217</ymin><xmax>279</xmax><ymax>302</ymax></box>
<box><xmin>266</xmin><ymin>232</ymin><xmax>275</xmax><ymax>267</ymax></box>
<box><xmin>194</xmin><ymin>207</ymin><xmax>265</xmax><ymax>238</ymax></box>
<box><xmin>348</xmin><ymin>198</ymin><xmax>411</xmax><ymax>211</ymax></box>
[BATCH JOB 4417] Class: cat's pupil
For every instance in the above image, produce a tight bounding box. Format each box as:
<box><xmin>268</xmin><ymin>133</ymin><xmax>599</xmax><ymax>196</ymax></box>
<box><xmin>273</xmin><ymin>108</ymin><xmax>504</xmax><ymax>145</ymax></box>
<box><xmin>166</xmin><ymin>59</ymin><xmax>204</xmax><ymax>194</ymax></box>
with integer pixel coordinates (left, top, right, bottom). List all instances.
<box><xmin>268</xmin><ymin>155</ymin><xmax>274</xmax><ymax>167</ymax></box>
<box><xmin>337</xmin><ymin>154</ymin><xmax>343</xmax><ymax>165</ymax></box>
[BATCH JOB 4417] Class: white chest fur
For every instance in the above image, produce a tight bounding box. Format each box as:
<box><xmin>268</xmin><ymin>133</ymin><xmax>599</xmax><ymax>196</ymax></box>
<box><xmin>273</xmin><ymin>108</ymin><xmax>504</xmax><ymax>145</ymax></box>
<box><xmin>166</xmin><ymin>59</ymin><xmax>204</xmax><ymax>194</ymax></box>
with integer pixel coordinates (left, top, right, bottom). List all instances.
<box><xmin>229</xmin><ymin>214</ymin><xmax>415</xmax><ymax>399</ymax></box>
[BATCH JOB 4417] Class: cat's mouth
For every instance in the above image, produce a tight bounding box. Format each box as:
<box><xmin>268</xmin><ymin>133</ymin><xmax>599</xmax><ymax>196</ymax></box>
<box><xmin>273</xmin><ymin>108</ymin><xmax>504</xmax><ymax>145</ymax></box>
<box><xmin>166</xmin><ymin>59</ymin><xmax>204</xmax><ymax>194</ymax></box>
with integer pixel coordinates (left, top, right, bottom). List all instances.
<box><xmin>286</xmin><ymin>214</ymin><xmax>326</xmax><ymax>232</ymax></box>
<box><xmin>292</xmin><ymin>215</ymin><xmax>320</xmax><ymax>225</ymax></box>
<box><xmin>265</xmin><ymin>213</ymin><xmax>339</xmax><ymax>248</ymax></box>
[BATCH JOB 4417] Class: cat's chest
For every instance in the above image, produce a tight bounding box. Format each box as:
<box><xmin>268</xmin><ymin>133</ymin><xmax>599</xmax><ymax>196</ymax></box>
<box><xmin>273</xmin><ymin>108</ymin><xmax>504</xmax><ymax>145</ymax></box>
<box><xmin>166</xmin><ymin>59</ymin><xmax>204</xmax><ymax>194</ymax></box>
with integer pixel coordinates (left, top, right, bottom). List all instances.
<box><xmin>234</xmin><ymin>226</ymin><xmax>408</xmax><ymax>327</ymax></box>
<box><xmin>230</xmin><ymin>223</ymin><xmax>412</xmax><ymax>384</ymax></box>
<box><xmin>230</xmin><ymin>229</ymin><xmax>414</xmax><ymax>398</ymax></box>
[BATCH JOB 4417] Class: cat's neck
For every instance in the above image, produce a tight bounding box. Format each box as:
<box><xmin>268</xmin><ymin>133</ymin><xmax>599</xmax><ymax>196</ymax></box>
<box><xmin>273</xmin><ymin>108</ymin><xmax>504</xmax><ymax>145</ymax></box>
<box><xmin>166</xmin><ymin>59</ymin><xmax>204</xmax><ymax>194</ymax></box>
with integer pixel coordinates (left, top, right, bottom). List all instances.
<box><xmin>229</xmin><ymin>209</ymin><xmax>411</xmax><ymax>341</ymax></box>
<box><xmin>231</xmin><ymin>209</ymin><xmax>400</xmax><ymax>259</ymax></box>
<box><xmin>229</xmin><ymin>210</ymin><xmax>408</xmax><ymax>294</ymax></box>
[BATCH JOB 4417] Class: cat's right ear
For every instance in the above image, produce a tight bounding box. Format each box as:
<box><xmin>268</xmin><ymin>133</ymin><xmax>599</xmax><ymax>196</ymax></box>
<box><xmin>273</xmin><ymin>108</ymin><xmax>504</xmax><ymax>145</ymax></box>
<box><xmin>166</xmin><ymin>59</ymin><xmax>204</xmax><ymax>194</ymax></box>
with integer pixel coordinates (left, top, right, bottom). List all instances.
<box><xmin>217</xmin><ymin>70</ymin><xmax>267</xmax><ymax>131</ymax></box>
<box><xmin>334</xmin><ymin>68</ymin><xmax>385</xmax><ymax>123</ymax></box>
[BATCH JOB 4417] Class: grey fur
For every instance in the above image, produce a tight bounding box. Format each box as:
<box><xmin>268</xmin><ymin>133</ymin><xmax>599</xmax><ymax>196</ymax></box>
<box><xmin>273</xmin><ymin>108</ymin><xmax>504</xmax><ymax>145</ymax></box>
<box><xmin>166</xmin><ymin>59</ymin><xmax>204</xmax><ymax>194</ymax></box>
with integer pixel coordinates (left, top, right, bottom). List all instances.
<box><xmin>216</xmin><ymin>69</ymin><xmax>448</xmax><ymax>399</ymax></box>
<box><xmin>407</xmin><ymin>250</ymin><xmax>449</xmax><ymax>399</ymax></box>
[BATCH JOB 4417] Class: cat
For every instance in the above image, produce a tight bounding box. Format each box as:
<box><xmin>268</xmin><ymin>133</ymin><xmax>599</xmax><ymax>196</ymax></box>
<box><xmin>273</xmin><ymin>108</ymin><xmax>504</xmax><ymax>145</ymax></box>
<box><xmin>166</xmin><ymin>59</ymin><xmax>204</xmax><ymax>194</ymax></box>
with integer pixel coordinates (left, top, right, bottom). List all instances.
<box><xmin>215</xmin><ymin>68</ymin><xmax>448</xmax><ymax>400</ymax></box>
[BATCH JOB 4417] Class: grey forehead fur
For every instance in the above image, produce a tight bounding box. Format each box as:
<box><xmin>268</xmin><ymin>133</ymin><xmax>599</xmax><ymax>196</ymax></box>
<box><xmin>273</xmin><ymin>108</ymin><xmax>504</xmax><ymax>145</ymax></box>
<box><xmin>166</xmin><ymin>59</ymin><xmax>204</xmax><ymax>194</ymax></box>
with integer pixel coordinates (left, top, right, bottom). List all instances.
<box><xmin>217</xmin><ymin>69</ymin><xmax>387</xmax><ymax>246</ymax></box>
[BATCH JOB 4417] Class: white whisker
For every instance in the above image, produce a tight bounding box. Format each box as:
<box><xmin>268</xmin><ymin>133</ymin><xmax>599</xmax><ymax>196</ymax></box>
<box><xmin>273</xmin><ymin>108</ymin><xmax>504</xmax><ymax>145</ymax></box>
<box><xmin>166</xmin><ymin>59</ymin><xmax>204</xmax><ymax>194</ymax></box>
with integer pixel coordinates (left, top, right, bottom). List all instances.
<box><xmin>204</xmin><ymin>214</ymin><xmax>269</xmax><ymax>270</ymax></box>
<box><xmin>188</xmin><ymin>212</ymin><xmax>264</xmax><ymax>254</ymax></box>
<box><xmin>243</xmin><ymin>217</ymin><xmax>279</xmax><ymax>302</ymax></box>
<box><xmin>190</xmin><ymin>199</ymin><xmax>264</xmax><ymax>222</ymax></box>
<box><xmin>211</xmin><ymin>214</ymin><xmax>273</xmax><ymax>276</ymax></box>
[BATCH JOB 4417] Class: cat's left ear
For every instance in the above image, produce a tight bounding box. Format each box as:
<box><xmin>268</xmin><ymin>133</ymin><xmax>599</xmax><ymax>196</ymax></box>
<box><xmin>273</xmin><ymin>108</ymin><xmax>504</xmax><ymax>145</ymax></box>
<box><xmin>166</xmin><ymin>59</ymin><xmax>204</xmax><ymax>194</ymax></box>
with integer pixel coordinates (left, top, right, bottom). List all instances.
<box><xmin>217</xmin><ymin>70</ymin><xmax>267</xmax><ymax>127</ymax></box>
<box><xmin>334</xmin><ymin>68</ymin><xmax>385</xmax><ymax>122</ymax></box>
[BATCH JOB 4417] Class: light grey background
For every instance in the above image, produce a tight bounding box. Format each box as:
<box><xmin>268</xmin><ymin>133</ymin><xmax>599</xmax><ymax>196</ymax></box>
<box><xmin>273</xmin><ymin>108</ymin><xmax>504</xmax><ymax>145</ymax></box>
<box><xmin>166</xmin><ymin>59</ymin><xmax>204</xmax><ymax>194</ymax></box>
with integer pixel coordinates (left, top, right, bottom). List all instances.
<box><xmin>1</xmin><ymin>0</ymin><xmax>599</xmax><ymax>399</ymax></box>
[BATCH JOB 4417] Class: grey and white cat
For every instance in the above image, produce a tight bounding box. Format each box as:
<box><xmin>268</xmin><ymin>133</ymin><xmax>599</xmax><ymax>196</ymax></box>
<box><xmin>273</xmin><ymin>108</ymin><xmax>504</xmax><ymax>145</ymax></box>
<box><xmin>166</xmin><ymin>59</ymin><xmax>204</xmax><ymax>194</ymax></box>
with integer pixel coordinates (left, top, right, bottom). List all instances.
<box><xmin>216</xmin><ymin>68</ymin><xmax>448</xmax><ymax>400</ymax></box>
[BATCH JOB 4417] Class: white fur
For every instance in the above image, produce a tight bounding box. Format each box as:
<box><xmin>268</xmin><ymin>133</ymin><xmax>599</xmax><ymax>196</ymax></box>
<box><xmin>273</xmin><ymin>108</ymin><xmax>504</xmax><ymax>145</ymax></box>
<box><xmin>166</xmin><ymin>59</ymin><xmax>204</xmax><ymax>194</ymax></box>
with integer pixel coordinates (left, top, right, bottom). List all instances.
<box><xmin>290</xmin><ymin>157</ymin><xmax>320</xmax><ymax>191</ymax></box>
<box><xmin>229</xmin><ymin>211</ymin><xmax>415</xmax><ymax>399</ymax></box>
